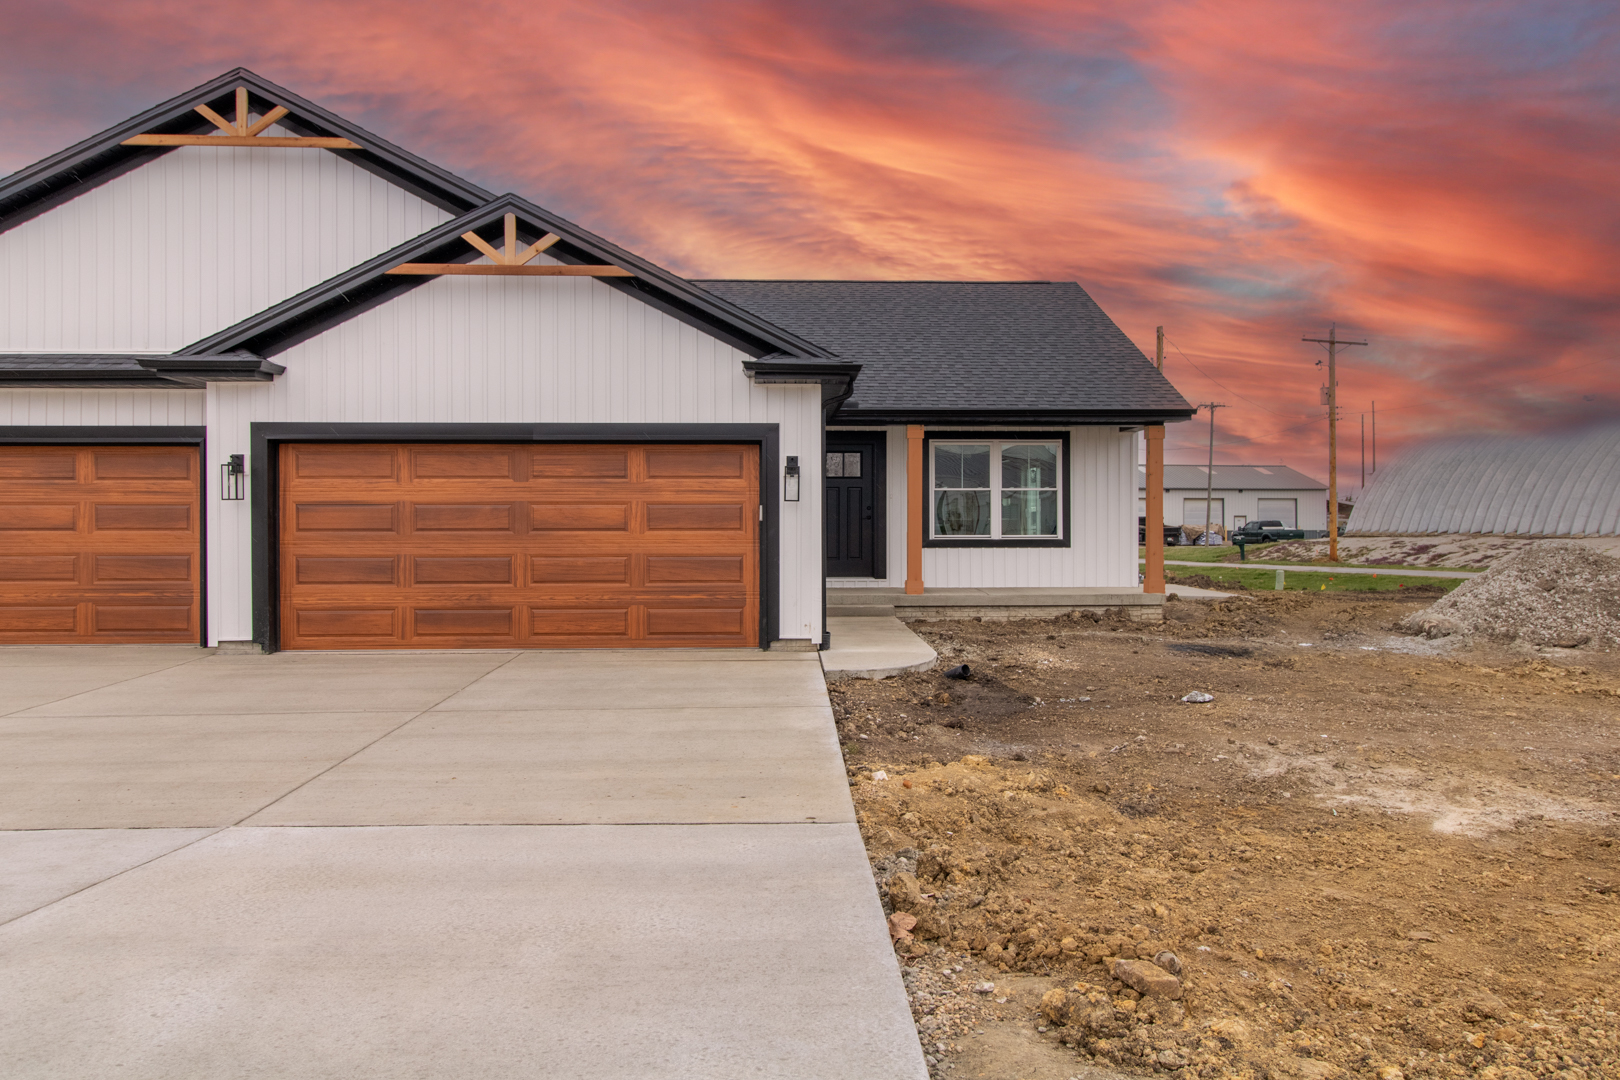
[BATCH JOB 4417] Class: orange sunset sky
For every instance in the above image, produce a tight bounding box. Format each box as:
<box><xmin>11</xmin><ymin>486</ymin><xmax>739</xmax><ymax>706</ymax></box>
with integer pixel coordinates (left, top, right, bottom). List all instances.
<box><xmin>2</xmin><ymin>0</ymin><xmax>1615</xmax><ymax>482</ymax></box>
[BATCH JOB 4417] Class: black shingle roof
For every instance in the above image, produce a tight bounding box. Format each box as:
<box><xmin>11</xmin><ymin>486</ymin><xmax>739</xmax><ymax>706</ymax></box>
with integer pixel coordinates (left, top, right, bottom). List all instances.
<box><xmin>696</xmin><ymin>280</ymin><xmax>1194</xmax><ymax>424</ymax></box>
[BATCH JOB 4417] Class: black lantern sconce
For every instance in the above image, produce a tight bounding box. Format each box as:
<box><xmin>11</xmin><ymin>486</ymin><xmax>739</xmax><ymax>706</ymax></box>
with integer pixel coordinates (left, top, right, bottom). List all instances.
<box><xmin>220</xmin><ymin>454</ymin><xmax>246</xmax><ymax>501</ymax></box>
<box><xmin>783</xmin><ymin>456</ymin><xmax>801</xmax><ymax>502</ymax></box>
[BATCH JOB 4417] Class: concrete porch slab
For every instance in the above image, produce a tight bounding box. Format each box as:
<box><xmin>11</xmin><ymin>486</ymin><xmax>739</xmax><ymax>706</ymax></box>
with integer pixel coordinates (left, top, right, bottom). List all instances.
<box><xmin>0</xmin><ymin>828</ymin><xmax>214</xmax><ymax>923</ymax></box>
<box><xmin>822</xmin><ymin>617</ymin><xmax>938</xmax><ymax>680</ymax></box>
<box><xmin>828</xmin><ymin>586</ymin><xmax>1164</xmax><ymax>622</ymax></box>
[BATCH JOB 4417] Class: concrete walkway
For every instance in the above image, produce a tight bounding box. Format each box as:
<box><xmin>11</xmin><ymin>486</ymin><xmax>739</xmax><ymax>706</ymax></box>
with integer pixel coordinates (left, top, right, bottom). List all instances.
<box><xmin>822</xmin><ymin>616</ymin><xmax>938</xmax><ymax>680</ymax></box>
<box><xmin>1156</xmin><ymin>558</ymin><xmax>1482</xmax><ymax>579</ymax></box>
<box><xmin>0</xmin><ymin>647</ymin><xmax>924</xmax><ymax>1080</ymax></box>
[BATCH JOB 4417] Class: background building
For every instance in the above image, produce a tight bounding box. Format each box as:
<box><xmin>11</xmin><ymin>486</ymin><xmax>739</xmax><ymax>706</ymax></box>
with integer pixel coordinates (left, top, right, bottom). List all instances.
<box><xmin>1138</xmin><ymin>464</ymin><xmax>1328</xmax><ymax>537</ymax></box>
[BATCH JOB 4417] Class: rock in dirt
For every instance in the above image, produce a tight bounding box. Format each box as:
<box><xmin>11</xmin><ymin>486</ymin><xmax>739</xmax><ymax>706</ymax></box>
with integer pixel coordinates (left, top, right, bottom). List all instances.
<box><xmin>888</xmin><ymin>911</ymin><xmax>917</xmax><ymax>941</ymax></box>
<box><xmin>1110</xmin><ymin>958</ymin><xmax>1183</xmax><ymax>999</ymax></box>
<box><xmin>1462</xmin><ymin>989</ymin><xmax>1510</xmax><ymax>1022</ymax></box>
<box><xmin>1039</xmin><ymin>987</ymin><xmax>1068</xmax><ymax>1024</ymax></box>
<box><xmin>1154</xmin><ymin>949</ymin><xmax>1183</xmax><ymax>975</ymax></box>
<box><xmin>1400</xmin><ymin>542</ymin><xmax>1620</xmax><ymax>648</ymax></box>
<box><xmin>887</xmin><ymin>871</ymin><xmax>929</xmax><ymax>913</ymax></box>
<box><xmin>1181</xmin><ymin>691</ymin><xmax>1215</xmax><ymax>703</ymax></box>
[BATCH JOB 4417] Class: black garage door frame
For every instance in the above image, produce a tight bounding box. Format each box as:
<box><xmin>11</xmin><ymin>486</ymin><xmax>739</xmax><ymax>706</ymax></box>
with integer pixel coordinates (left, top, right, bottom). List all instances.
<box><xmin>249</xmin><ymin>423</ymin><xmax>781</xmax><ymax>653</ymax></box>
<box><xmin>0</xmin><ymin>425</ymin><xmax>209</xmax><ymax>646</ymax></box>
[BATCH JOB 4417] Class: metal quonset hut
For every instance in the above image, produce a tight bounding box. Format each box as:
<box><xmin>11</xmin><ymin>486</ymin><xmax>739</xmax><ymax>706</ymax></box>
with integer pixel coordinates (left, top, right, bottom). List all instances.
<box><xmin>1350</xmin><ymin>424</ymin><xmax>1620</xmax><ymax>537</ymax></box>
<box><xmin>0</xmin><ymin>70</ymin><xmax>1192</xmax><ymax>652</ymax></box>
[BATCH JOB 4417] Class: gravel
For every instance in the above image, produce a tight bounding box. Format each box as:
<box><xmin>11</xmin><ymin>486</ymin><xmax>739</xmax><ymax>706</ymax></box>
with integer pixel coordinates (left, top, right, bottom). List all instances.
<box><xmin>1401</xmin><ymin>541</ymin><xmax>1620</xmax><ymax>649</ymax></box>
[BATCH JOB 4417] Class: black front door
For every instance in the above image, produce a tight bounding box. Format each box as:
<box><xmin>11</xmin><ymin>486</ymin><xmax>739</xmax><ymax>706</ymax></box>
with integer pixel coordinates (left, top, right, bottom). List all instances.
<box><xmin>825</xmin><ymin>436</ymin><xmax>884</xmax><ymax>578</ymax></box>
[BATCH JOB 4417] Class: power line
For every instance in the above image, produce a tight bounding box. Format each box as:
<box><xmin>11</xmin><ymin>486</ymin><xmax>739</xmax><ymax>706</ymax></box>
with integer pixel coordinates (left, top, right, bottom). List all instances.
<box><xmin>1164</xmin><ymin>337</ymin><xmax>1295</xmax><ymax>417</ymax></box>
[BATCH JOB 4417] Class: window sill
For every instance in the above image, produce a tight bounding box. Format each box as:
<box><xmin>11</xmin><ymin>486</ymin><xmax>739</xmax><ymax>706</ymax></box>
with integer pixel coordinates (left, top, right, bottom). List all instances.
<box><xmin>924</xmin><ymin>536</ymin><xmax>1070</xmax><ymax>548</ymax></box>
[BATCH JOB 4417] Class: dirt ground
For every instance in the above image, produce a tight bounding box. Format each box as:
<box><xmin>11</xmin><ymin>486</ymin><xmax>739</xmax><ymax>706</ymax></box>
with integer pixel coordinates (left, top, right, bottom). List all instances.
<box><xmin>831</xmin><ymin>593</ymin><xmax>1620</xmax><ymax>1080</ymax></box>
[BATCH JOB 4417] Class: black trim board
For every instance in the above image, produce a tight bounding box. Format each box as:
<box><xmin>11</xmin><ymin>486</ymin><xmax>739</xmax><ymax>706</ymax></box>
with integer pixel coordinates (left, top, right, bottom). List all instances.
<box><xmin>922</xmin><ymin>430</ymin><xmax>1072</xmax><ymax>549</ymax></box>
<box><xmin>249</xmin><ymin>423</ymin><xmax>781</xmax><ymax>653</ymax></box>
<box><xmin>0</xmin><ymin>426</ymin><xmax>209</xmax><ymax>645</ymax></box>
<box><xmin>184</xmin><ymin>194</ymin><xmax>834</xmax><ymax>362</ymax></box>
<box><xmin>836</xmin><ymin>408</ymin><xmax>1196</xmax><ymax>426</ymax></box>
<box><xmin>0</xmin><ymin>68</ymin><xmax>493</xmax><ymax>236</ymax></box>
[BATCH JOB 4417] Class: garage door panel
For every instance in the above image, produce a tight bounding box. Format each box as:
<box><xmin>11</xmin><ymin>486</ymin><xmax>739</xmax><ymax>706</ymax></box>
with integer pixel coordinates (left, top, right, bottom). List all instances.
<box><xmin>645</xmin><ymin>503</ymin><xmax>745</xmax><ymax>532</ymax></box>
<box><xmin>411</xmin><ymin>503</ymin><xmax>517</xmax><ymax>532</ymax></box>
<box><xmin>295</xmin><ymin>557</ymin><xmax>399</xmax><ymax>585</ymax></box>
<box><xmin>411</xmin><ymin>449</ymin><xmax>517</xmax><ymax>480</ymax></box>
<box><xmin>530</xmin><ymin>556</ymin><xmax>631</xmax><ymax>584</ymax></box>
<box><xmin>412</xmin><ymin>607</ymin><xmax>515</xmax><ymax>638</ymax></box>
<box><xmin>413</xmin><ymin>556</ymin><xmax>515</xmax><ymax>585</ymax></box>
<box><xmin>0</xmin><ymin>555</ymin><xmax>79</xmax><ymax>581</ymax></box>
<box><xmin>529</xmin><ymin>502</ymin><xmax>631</xmax><ymax>531</ymax></box>
<box><xmin>294</xmin><ymin>503</ymin><xmax>399</xmax><ymax>532</ymax></box>
<box><xmin>0</xmin><ymin>446</ymin><xmax>199</xmax><ymax>645</ymax></box>
<box><xmin>529</xmin><ymin>606</ymin><xmax>633</xmax><ymax>639</ymax></box>
<box><xmin>280</xmin><ymin>443</ymin><xmax>758</xmax><ymax>649</ymax></box>
<box><xmin>0</xmin><ymin>452</ymin><xmax>77</xmax><ymax>480</ymax></box>
<box><xmin>0</xmin><ymin>503</ymin><xmax>78</xmax><ymax>531</ymax></box>
<box><xmin>644</xmin><ymin>448</ymin><xmax>748</xmax><ymax>479</ymax></box>
<box><xmin>92</xmin><ymin>554</ymin><xmax>192</xmax><ymax>582</ymax></box>
<box><xmin>530</xmin><ymin>448</ymin><xmax>630</xmax><ymax>480</ymax></box>
<box><xmin>93</xmin><ymin>503</ymin><xmax>192</xmax><ymax>531</ymax></box>
<box><xmin>0</xmin><ymin>606</ymin><xmax>80</xmax><ymax>633</ymax></box>
<box><xmin>93</xmin><ymin>451</ymin><xmax>193</xmax><ymax>480</ymax></box>
<box><xmin>91</xmin><ymin>604</ymin><xmax>193</xmax><ymax>634</ymax></box>
<box><xmin>294</xmin><ymin>608</ymin><xmax>401</xmax><ymax>640</ymax></box>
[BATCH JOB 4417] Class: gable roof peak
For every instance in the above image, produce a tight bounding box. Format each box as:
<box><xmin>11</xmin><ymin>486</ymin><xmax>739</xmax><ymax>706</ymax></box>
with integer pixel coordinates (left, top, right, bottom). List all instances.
<box><xmin>0</xmin><ymin>68</ymin><xmax>493</xmax><ymax>235</ymax></box>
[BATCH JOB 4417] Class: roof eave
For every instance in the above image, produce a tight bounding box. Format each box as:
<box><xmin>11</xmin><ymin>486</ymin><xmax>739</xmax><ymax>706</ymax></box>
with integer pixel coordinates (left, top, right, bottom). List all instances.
<box><xmin>831</xmin><ymin>407</ymin><xmax>1199</xmax><ymax>426</ymax></box>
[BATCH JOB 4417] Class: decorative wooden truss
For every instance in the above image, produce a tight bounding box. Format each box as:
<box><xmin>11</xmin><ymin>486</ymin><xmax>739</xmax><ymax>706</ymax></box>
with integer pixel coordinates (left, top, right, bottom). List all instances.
<box><xmin>386</xmin><ymin>214</ymin><xmax>633</xmax><ymax>277</ymax></box>
<box><xmin>121</xmin><ymin>87</ymin><xmax>361</xmax><ymax>149</ymax></box>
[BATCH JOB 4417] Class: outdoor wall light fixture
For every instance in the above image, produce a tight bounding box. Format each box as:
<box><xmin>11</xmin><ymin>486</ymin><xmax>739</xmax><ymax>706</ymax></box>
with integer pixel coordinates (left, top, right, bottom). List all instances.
<box><xmin>221</xmin><ymin>454</ymin><xmax>246</xmax><ymax>501</ymax></box>
<box><xmin>784</xmin><ymin>456</ymin><xmax>801</xmax><ymax>502</ymax></box>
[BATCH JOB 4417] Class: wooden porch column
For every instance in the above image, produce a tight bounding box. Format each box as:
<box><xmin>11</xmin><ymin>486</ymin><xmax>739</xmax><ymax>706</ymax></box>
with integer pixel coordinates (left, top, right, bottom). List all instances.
<box><xmin>905</xmin><ymin>424</ymin><xmax>925</xmax><ymax>594</ymax></box>
<box><xmin>1144</xmin><ymin>425</ymin><xmax>1166</xmax><ymax>594</ymax></box>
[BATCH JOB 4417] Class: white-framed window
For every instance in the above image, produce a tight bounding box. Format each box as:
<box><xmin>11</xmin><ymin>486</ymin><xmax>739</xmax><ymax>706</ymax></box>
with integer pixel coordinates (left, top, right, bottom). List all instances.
<box><xmin>931</xmin><ymin>440</ymin><xmax>1061</xmax><ymax>539</ymax></box>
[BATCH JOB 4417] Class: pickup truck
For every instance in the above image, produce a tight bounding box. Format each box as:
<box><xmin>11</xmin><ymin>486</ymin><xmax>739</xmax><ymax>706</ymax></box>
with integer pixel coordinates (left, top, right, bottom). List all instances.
<box><xmin>1233</xmin><ymin>519</ymin><xmax>1307</xmax><ymax>543</ymax></box>
<box><xmin>1138</xmin><ymin>516</ymin><xmax>1181</xmax><ymax>546</ymax></box>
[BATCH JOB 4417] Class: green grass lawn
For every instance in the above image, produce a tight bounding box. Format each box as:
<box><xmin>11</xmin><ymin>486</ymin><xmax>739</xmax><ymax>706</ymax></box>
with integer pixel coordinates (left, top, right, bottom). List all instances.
<box><xmin>1158</xmin><ymin>563</ymin><xmax>1465</xmax><ymax>593</ymax></box>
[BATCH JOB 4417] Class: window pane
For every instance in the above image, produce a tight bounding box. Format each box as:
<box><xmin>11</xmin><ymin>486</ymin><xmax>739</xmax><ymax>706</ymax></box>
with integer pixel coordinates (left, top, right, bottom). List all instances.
<box><xmin>825</xmin><ymin>453</ymin><xmax>843</xmax><ymax>477</ymax></box>
<box><xmin>934</xmin><ymin>444</ymin><xmax>990</xmax><ymax>489</ymax></box>
<box><xmin>934</xmin><ymin>490</ymin><xmax>991</xmax><ymax>535</ymax></box>
<box><xmin>842</xmin><ymin>452</ymin><xmax>862</xmax><ymax>478</ymax></box>
<box><xmin>1002</xmin><ymin>490</ymin><xmax>1058</xmax><ymax>536</ymax></box>
<box><xmin>1002</xmin><ymin>443</ymin><xmax>1058</xmax><ymax>489</ymax></box>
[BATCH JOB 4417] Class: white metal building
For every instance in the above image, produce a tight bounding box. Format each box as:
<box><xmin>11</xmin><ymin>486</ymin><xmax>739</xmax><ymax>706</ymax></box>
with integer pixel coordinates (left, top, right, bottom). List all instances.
<box><xmin>1137</xmin><ymin>464</ymin><xmax>1328</xmax><ymax>534</ymax></box>
<box><xmin>1350</xmin><ymin>424</ymin><xmax>1620</xmax><ymax>536</ymax></box>
<box><xmin>0</xmin><ymin>70</ymin><xmax>1193</xmax><ymax>651</ymax></box>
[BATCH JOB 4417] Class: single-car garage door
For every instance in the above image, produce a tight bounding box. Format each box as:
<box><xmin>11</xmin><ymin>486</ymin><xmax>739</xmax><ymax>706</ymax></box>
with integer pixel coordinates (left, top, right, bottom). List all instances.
<box><xmin>278</xmin><ymin>443</ymin><xmax>760</xmax><ymax>649</ymax></box>
<box><xmin>0</xmin><ymin>446</ymin><xmax>201</xmax><ymax>644</ymax></box>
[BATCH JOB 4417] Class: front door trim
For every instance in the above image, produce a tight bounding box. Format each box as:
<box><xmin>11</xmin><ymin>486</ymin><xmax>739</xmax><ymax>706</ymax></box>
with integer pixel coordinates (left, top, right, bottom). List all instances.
<box><xmin>250</xmin><ymin>423</ymin><xmax>780</xmax><ymax>653</ymax></box>
<box><xmin>824</xmin><ymin>432</ymin><xmax>886</xmax><ymax>579</ymax></box>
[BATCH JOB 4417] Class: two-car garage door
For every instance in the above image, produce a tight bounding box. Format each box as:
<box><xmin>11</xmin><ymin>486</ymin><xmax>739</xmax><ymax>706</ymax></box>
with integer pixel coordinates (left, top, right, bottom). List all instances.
<box><xmin>278</xmin><ymin>443</ymin><xmax>760</xmax><ymax>649</ymax></box>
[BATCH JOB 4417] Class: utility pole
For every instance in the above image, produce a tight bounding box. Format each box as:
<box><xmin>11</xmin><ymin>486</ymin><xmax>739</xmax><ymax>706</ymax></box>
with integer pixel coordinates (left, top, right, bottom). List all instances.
<box><xmin>1361</xmin><ymin>413</ymin><xmax>1366</xmax><ymax>488</ymax></box>
<box><xmin>1199</xmin><ymin>402</ymin><xmax>1226</xmax><ymax>543</ymax></box>
<box><xmin>1302</xmin><ymin>324</ymin><xmax>1367</xmax><ymax>562</ymax></box>
<box><xmin>1155</xmin><ymin>326</ymin><xmax>1165</xmax><ymax>370</ymax></box>
<box><xmin>1371</xmin><ymin>400</ymin><xmax>1376</xmax><ymax>474</ymax></box>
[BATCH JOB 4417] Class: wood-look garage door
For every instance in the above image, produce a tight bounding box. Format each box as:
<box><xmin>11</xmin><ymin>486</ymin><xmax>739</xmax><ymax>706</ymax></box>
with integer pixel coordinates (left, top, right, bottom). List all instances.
<box><xmin>0</xmin><ymin>446</ymin><xmax>201</xmax><ymax>644</ymax></box>
<box><xmin>278</xmin><ymin>443</ymin><xmax>760</xmax><ymax>649</ymax></box>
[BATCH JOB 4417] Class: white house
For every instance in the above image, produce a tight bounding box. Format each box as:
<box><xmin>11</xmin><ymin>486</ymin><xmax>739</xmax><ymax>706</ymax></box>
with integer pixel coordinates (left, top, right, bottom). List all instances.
<box><xmin>0</xmin><ymin>70</ymin><xmax>1193</xmax><ymax>652</ymax></box>
<box><xmin>1138</xmin><ymin>464</ymin><xmax>1328</xmax><ymax>536</ymax></box>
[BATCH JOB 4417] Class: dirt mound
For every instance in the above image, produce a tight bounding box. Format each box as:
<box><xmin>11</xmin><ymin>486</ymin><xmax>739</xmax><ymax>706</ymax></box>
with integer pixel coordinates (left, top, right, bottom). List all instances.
<box><xmin>1402</xmin><ymin>542</ymin><xmax>1620</xmax><ymax>649</ymax></box>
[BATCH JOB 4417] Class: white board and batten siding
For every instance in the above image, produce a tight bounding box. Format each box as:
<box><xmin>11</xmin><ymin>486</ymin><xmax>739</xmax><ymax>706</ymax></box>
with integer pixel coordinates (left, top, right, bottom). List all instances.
<box><xmin>0</xmin><ymin>389</ymin><xmax>204</xmax><ymax>426</ymax></box>
<box><xmin>0</xmin><ymin>129</ymin><xmax>451</xmax><ymax>353</ymax></box>
<box><xmin>828</xmin><ymin>425</ymin><xmax>1139</xmax><ymax>590</ymax></box>
<box><xmin>206</xmin><ymin>272</ymin><xmax>826</xmax><ymax>646</ymax></box>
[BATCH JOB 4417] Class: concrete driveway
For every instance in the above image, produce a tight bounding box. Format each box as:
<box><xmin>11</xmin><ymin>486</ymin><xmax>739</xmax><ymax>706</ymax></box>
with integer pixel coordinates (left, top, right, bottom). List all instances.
<box><xmin>0</xmin><ymin>647</ymin><xmax>924</xmax><ymax>1080</ymax></box>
